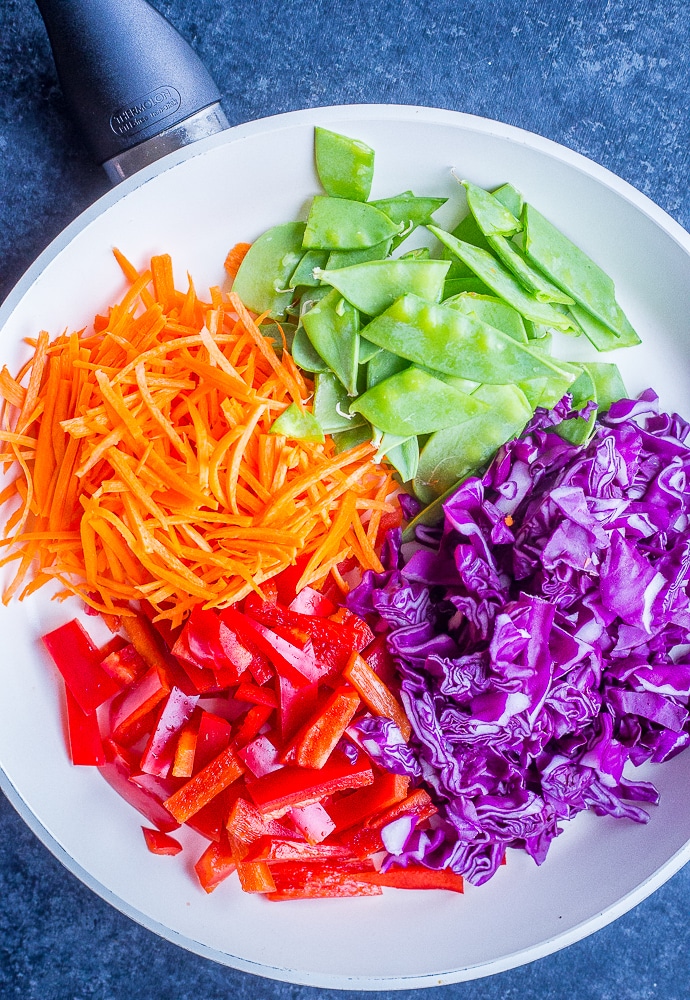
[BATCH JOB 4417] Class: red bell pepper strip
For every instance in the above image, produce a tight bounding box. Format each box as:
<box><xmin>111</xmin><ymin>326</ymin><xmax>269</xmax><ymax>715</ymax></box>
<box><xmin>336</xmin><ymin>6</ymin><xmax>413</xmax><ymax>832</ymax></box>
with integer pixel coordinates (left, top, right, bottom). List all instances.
<box><xmin>292</xmin><ymin>685</ymin><xmax>361</xmax><ymax>769</ymax></box>
<box><xmin>238</xmin><ymin>735</ymin><xmax>281</xmax><ymax>777</ymax></box>
<box><xmin>163</xmin><ymin>745</ymin><xmax>244</xmax><ymax>824</ymax></box>
<box><xmin>242</xmin><ymin>616</ymin><xmax>321</xmax><ymax>685</ymax></box>
<box><xmin>194</xmin><ymin>711</ymin><xmax>232</xmax><ymax>771</ymax></box>
<box><xmin>245</xmin><ymin>837</ymin><xmax>351</xmax><ymax>862</ymax></box>
<box><xmin>121</xmin><ymin>610</ymin><xmax>194</xmax><ymax>695</ymax></box>
<box><xmin>100</xmin><ymin>643</ymin><xmax>147</xmax><ymax>687</ymax></box>
<box><xmin>139</xmin><ymin>688</ymin><xmax>199</xmax><ymax>778</ymax></box>
<box><xmin>326</xmin><ymin>773</ymin><xmax>410</xmax><ymax>834</ymax></box>
<box><xmin>172</xmin><ymin>721</ymin><xmax>199</xmax><ymax>778</ymax></box>
<box><xmin>234</xmin><ymin>682</ymin><xmax>278</xmax><ymax>709</ymax></box>
<box><xmin>97</xmin><ymin>634</ymin><xmax>128</xmax><ymax>661</ymax></box>
<box><xmin>186</xmin><ymin>784</ymin><xmax>243</xmax><ymax>842</ymax></box>
<box><xmin>234</xmin><ymin>703</ymin><xmax>274</xmax><ymax>747</ymax></box>
<box><xmin>246</xmin><ymin>751</ymin><xmax>374</xmax><ymax>817</ymax></box>
<box><xmin>352</xmin><ymin>866</ymin><xmax>464</xmax><ymax>893</ymax></box>
<box><xmin>266</xmin><ymin>859</ymin><xmax>382</xmax><ymax>900</ymax></box>
<box><xmin>99</xmin><ymin>739</ymin><xmax>179</xmax><ymax>833</ymax></box>
<box><xmin>342</xmin><ymin>651</ymin><xmax>411</xmax><ymax>741</ymax></box>
<box><xmin>288</xmin><ymin>802</ymin><xmax>336</xmax><ymax>844</ymax></box>
<box><xmin>64</xmin><ymin>687</ymin><xmax>105</xmax><ymax>766</ymax></box>
<box><xmin>236</xmin><ymin>860</ymin><xmax>276</xmax><ymax>893</ymax></box>
<box><xmin>329</xmin><ymin>607</ymin><xmax>375</xmax><ymax>651</ymax></box>
<box><xmin>194</xmin><ymin>838</ymin><xmax>237</xmax><ymax>893</ymax></box>
<box><xmin>289</xmin><ymin>587</ymin><xmax>337</xmax><ymax>617</ymax></box>
<box><xmin>361</xmin><ymin>633</ymin><xmax>398</xmax><ymax>690</ymax></box>
<box><xmin>217</xmin><ymin>607</ymin><xmax>274</xmax><ymax>685</ymax></box>
<box><xmin>108</xmin><ymin>666</ymin><xmax>169</xmax><ymax>746</ymax></box>
<box><xmin>339</xmin><ymin>789</ymin><xmax>437</xmax><ymax>858</ymax></box>
<box><xmin>172</xmin><ymin>605</ymin><xmax>247</xmax><ymax>687</ymax></box>
<box><xmin>226</xmin><ymin>796</ymin><xmax>295</xmax><ymax>860</ymax></box>
<box><xmin>142</xmin><ymin>827</ymin><xmax>183</xmax><ymax>856</ymax></box>
<box><xmin>43</xmin><ymin>619</ymin><xmax>120</xmax><ymax>713</ymax></box>
<box><xmin>278</xmin><ymin>674</ymin><xmax>319</xmax><ymax>742</ymax></box>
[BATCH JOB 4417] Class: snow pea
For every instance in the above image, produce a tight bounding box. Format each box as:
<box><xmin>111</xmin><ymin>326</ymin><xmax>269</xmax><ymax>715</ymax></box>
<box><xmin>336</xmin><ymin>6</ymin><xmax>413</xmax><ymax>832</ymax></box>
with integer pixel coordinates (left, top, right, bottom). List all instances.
<box><xmin>487</xmin><ymin>234</ymin><xmax>575</xmax><ymax>305</ymax></box>
<box><xmin>553</xmin><ymin>367</ymin><xmax>597</xmax><ymax>446</ymax></box>
<box><xmin>315</xmin><ymin>258</ymin><xmax>450</xmax><ymax>317</ymax></box>
<box><xmin>331</xmin><ymin>422</ymin><xmax>372</xmax><ymax>453</ymax></box>
<box><xmin>400</xmin><ymin>246</ymin><xmax>431</xmax><ymax>260</ymax></box>
<box><xmin>358</xmin><ymin>337</ymin><xmax>382</xmax><ymax>364</ymax></box>
<box><xmin>429</xmin><ymin>226</ymin><xmax>578</xmax><ymax>332</ymax></box>
<box><xmin>269</xmin><ymin>402</ymin><xmax>324</xmax><ymax>443</ymax></box>
<box><xmin>491</xmin><ymin>182</ymin><xmax>523</xmax><ymax>218</ymax></box>
<box><xmin>325</xmin><ymin>239</ymin><xmax>392</xmax><ymax>270</ymax></box>
<box><xmin>581</xmin><ymin>362</ymin><xmax>627</xmax><ymax>411</ymax></box>
<box><xmin>302</xmin><ymin>289</ymin><xmax>360</xmax><ymax>395</ymax></box>
<box><xmin>366</xmin><ymin>348</ymin><xmax>409</xmax><ymax>389</ymax></box>
<box><xmin>303</xmin><ymin>196</ymin><xmax>402</xmax><ymax>250</ymax></box>
<box><xmin>444</xmin><ymin>292</ymin><xmax>528</xmax><ymax>343</ymax></box>
<box><xmin>260</xmin><ymin>321</ymin><xmax>297</xmax><ymax>356</ymax></box>
<box><xmin>312</xmin><ymin>372</ymin><xmax>367</xmax><ymax>434</ymax></box>
<box><xmin>290</xmin><ymin>325</ymin><xmax>330</xmax><ymax>373</ymax></box>
<box><xmin>289</xmin><ymin>249</ymin><xmax>329</xmax><ymax>288</ymax></box>
<box><xmin>350</xmin><ymin>366</ymin><xmax>488</xmax><ymax>437</ymax></box>
<box><xmin>314</xmin><ymin>127</ymin><xmax>375</xmax><ymax>202</ymax></box>
<box><xmin>371</xmin><ymin>191</ymin><xmax>447</xmax><ymax>250</ymax></box>
<box><xmin>569</xmin><ymin>302</ymin><xmax>641</xmax><ymax>351</ymax></box>
<box><xmin>442</xmin><ymin>275</ymin><xmax>493</xmax><ymax>298</ymax></box>
<box><xmin>413</xmin><ymin>382</ymin><xmax>532</xmax><ymax>503</ymax></box>
<box><xmin>360</xmin><ymin>293</ymin><xmax>576</xmax><ymax>385</ymax></box>
<box><xmin>373</xmin><ymin>432</ymin><xmax>419</xmax><ymax>482</ymax></box>
<box><xmin>523</xmin><ymin>204</ymin><xmax>635</xmax><ymax>338</ymax></box>
<box><xmin>232</xmin><ymin>221</ymin><xmax>306</xmax><ymax>319</ymax></box>
<box><xmin>463</xmin><ymin>179</ymin><xmax>521</xmax><ymax>236</ymax></box>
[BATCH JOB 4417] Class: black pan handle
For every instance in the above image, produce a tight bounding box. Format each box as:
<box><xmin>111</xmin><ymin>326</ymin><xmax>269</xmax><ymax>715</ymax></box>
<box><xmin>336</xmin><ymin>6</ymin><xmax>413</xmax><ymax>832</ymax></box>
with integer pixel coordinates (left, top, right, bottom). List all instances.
<box><xmin>35</xmin><ymin>0</ymin><xmax>228</xmax><ymax>183</ymax></box>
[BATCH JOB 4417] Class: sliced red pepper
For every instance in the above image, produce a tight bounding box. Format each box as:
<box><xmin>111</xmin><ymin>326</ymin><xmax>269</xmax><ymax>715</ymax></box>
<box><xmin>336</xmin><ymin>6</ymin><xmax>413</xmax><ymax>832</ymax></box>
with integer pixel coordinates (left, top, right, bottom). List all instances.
<box><xmin>361</xmin><ymin>633</ymin><xmax>398</xmax><ymax>690</ymax></box>
<box><xmin>241</xmin><ymin>616</ymin><xmax>320</xmax><ymax>685</ymax></box>
<box><xmin>238</xmin><ymin>734</ymin><xmax>282</xmax><ymax>777</ymax></box>
<box><xmin>342</xmin><ymin>651</ymin><xmax>411</xmax><ymax>740</ymax></box>
<box><xmin>233</xmin><ymin>703</ymin><xmax>274</xmax><ymax>747</ymax></box>
<box><xmin>288</xmin><ymin>587</ymin><xmax>337</xmax><ymax>618</ymax></box>
<box><xmin>353</xmin><ymin>866</ymin><xmax>464</xmax><ymax>893</ymax></box>
<box><xmin>291</xmin><ymin>685</ymin><xmax>361</xmax><ymax>769</ymax></box>
<box><xmin>65</xmin><ymin>687</ymin><xmax>105</xmax><ymax>766</ymax></box>
<box><xmin>245</xmin><ymin>837</ymin><xmax>351</xmax><ymax>862</ymax></box>
<box><xmin>278</xmin><ymin>674</ymin><xmax>319</xmax><ymax>742</ymax></box>
<box><xmin>234</xmin><ymin>682</ymin><xmax>278</xmax><ymax>709</ymax></box>
<box><xmin>121</xmin><ymin>610</ymin><xmax>194</xmax><ymax>694</ymax></box>
<box><xmin>246</xmin><ymin>750</ymin><xmax>373</xmax><ymax>817</ymax></box>
<box><xmin>142</xmin><ymin>827</ymin><xmax>183</xmax><ymax>856</ymax></box>
<box><xmin>99</xmin><ymin>739</ymin><xmax>179</xmax><ymax>833</ymax></box>
<box><xmin>100</xmin><ymin>643</ymin><xmax>147</xmax><ymax>687</ymax></box>
<box><xmin>171</xmin><ymin>606</ymin><xmax>236</xmax><ymax>691</ymax></box>
<box><xmin>226</xmin><ymin>796</ymin><xmax>296</xmax><ymax>860</ymax></box>
<box><xmin>327</xmin><ymin>773</ymin><xmax>410</xmax><ymax>833</ymax></box>
<box><xmin>266</xmin><ymin>859</ymin><xmax>382</xmax><ymax>900</ymax></box>
<box><xmin>163</xmin><ymin>745</ymin><xmax>244</xmax><ymax>824</ymax></box>
<box><xmin>236</xmin><ymin>860</ymin><xmax>276</xmax><ymax>893</ymax></box>
<box><xmin>43</xmin><ymin>619</ymin><xmax>120</xmax><ymax>713</ymax></box>
<box><xmin>194</xmin><ymin>838</ymin><xmax>237</xmax><ymax>893</ymax></box>
<box><xmin>217</xmin><ymin>607</ymin><xmax>274</xmax><ymax>685</ymax></box>
<box><xmin>108</xmin><ymin>666</ymin><xmax>169</xmax><ymax>746</ymax></box>
<box><xmin>97</xmin><ymin>634</ymin><xmax>128</xmax><ymax>662</ymax></box>
<box><xmin>139</xmin><ymin>688</ymin><xmax>199</xmax><ymax>778</ymax></box>
<box><xmin>244</xmin><ymin>600</ymin><xmax>366</xmax><ymax>675</ymax></box>
<box><xmin>194</xmin><ymin>711</ymin><xmax>232</xmax><ymax>771</ymax></box>
<box><xmin>186</xmin><ymin>784</ymin><xmax>242</xmax><ymax>842</ymax></box>
<box><xmin>328</xmin><ymin>607</ymin><xmax>375</xmax><ymax>651</ymax></box>
<box><xmin>288</xmin><ymin>802</ymin><xmax>336</xmax><ymax>844</ymax></box>
<box><xmin>338</xmin><ymin>789</ymin><xmax>437</xmax><ymax>858</ymax></box>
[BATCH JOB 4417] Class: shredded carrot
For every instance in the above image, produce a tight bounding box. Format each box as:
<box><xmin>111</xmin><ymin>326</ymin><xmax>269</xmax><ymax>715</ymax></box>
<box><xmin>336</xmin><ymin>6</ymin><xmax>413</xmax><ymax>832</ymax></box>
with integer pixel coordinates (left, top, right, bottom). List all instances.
<box><xmin>0</xmin><ymin>251</ymin><xmax>398</xmax><ymax>625</ymax></box>
<box><xmin>224</xmin><ymin>242</ymin><xmax>251</xmax><ymax>280</ymax></box>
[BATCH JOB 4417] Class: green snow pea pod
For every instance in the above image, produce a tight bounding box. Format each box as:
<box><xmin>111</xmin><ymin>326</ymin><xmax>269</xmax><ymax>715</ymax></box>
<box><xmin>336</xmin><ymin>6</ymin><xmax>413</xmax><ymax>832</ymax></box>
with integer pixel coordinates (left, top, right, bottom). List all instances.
<box><xmin>358</xmin><ymin>337</ymin><xmax>382</xmax><ymax>364</ymax></box>
<box><xmin>366</xmin><ymin>348</ymin><xmax>409</xmax><ymax>389</ymax></box>
<box><xmin>429</xmin><ymin>226</ymin><xmax>578</xmax><ymax>332</ymax></box>
<box><xmin>371</xmin><ymin>191</ymin><xmax>447</xmax><ymax>250</ymax></box>
<box><xmin>553</xmin><ymin>367</ymin><xmax>597</xmax><ymax>446</ymax></box>
<box><xmin>491</xmin><ymin>182</ymin><xmax>523</xmax><ymax>218</ymax></box>
<box><xmin>444</xmin><ymin>292</ymin><xmax>528</xmax><ymax>343</ymax></box>
<box><xmin>315</xmin><ymin>258</ymin><xmax>450</xmax><ymax>316</ymax></box>
<box><xmin>312</xmin><ymin>372</ymin><xmax>367</xmax><ymax>434</ymax></box>
<box><xmin>568</xmin><ymin>302</ymin><xmax>641</xmax><ymax>351</ymax></box>
<box><xmin>581</xmin><ymin>362</ymin><xmax>627</xmax><ymax>411</ymax></box>
<box><xmin>360</xmin><ymin>293</ymin><xmax>577</xmax><ymax>385</ymax></box>
<box><xmin>443</xmin><ymin>211</ymin><xmax>491</xmax><ymax>282</ymax></box>
<box><xmin>289</xmin><ymin>249</ymin><xmax>329</xmax><ymax>288</ymax></box>
<box><xmin>463</xmin><ymin>179</ymin><xmax>521</xmax><ymax>236</ymax></box>
<box><xmin>314</xmin><ymin>127</ymin><xmax>375</xmax><ymax>202</ymax></box>
<box><xmin>523</xmin><ymin>204</ymin><xmax>636</xmax><ymax>339</ymax></box>
<box><xmin>349</xmin><ymin>366</ymin><xmax>488</xmax><ymax>437</ymax></box>
<box><xmin>373</xmin><ymin>431</ymin><xmax>419</xmax><ymax>482</ymax></box>
<box><xmin>325</xmin><ymin>239</ymin><xmax>392</xmax><ymax>270</ymax></box>
<box><xmin>487</xmin><ymin>234</ymin><xmax>575</xmax><ymax>305</ymax></box>
<box><xmin>269</xmin><ymin>402</ymin><xmax>324</xmax><ymax>443</ymax></box>
<box><xmin>302</xmin><ymin>288</ymin><xmax>360</xmax><ymax>395</ymax></box>
<box><xmin>232</xmin><ymin>221</ymin><xmax>306</xmax><ymax>319</ymax></box>
<box><xmin>400</xmin><ymin>247</ymin><xmax>431</xmax><ymax>260</ymax></box>
<box><xmin>332</xmin><ymin>422</ymin><xmax>373</xmax><ymax>453</ymax></box>
<box><xmin>303</xmin><ymin>196</ymin><xmax>402</xmax><ymax>250</ymax></box>
<box><xmin>290</xmin><ymin>325</ymin><xmax>330</xmax><ymax>373</ymax></box>
<box><xmin>260</xmin><ymin>321</ymin><xmax>297</xmax><ymax>356</ymax></box>
<box><xmin>442</xmin><ymin>275</ymin><xmax>493</xmax><ymax>299</ymax></box>
<box><xmin>413</xmin><ymin>383</ymin><xmax>533</xmax><ymax>503</ymax></box>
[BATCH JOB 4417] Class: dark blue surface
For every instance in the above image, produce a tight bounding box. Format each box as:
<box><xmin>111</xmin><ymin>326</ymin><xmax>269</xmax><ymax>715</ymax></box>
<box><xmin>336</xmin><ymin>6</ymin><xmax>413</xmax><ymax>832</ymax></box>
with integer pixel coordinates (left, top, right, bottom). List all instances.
<box><xmin>2</xmin><ymin>1</ymin><xmax>690</xmax><ymax>996</ymax></box>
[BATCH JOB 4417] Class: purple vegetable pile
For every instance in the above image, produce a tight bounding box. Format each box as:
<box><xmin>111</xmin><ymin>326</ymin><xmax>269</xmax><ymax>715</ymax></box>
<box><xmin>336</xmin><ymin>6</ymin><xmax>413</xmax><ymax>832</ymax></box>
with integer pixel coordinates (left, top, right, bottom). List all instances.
<box><xmin>348</xmin><ymin>390</ymin><xmax>690</xmax><ymax>885</ymax></box>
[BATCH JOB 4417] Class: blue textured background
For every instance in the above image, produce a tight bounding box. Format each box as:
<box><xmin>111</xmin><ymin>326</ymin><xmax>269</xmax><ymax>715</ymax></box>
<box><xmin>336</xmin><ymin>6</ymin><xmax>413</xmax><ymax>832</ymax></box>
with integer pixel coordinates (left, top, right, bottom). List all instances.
<box><xmin>1</xmin><ymin>1</ymin><xmax>690</xmax><ymax>997</ymax></box>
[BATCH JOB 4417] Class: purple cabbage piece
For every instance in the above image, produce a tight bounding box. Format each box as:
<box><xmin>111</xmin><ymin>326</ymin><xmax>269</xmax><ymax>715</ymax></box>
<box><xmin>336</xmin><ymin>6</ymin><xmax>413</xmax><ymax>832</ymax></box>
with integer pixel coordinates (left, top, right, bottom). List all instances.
<box><xmin>347</xmin><ymin>392</ymin><xmax>690</xmax><ymax>886</ymax></box>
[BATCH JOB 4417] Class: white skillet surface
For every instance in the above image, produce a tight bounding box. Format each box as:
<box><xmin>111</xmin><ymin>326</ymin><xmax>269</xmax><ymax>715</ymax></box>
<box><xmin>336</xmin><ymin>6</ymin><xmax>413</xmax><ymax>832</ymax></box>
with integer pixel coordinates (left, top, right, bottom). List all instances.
<box><xmin>1</xmin><ymin>105</ymin><xmax>690</xmax><ymax>990</ymax></box>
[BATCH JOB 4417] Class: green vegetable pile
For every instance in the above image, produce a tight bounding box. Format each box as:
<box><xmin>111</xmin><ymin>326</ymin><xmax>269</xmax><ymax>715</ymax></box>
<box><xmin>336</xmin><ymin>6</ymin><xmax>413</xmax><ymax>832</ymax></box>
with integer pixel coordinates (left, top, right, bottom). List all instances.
<box><xmin>232</xmin><ymin>127</ymin><xmax>638</xmax><ymax>506</ymax></box>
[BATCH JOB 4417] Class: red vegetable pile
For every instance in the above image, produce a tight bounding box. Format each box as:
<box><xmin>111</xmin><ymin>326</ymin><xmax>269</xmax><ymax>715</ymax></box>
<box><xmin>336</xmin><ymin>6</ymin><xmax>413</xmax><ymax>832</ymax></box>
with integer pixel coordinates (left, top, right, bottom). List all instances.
<box><xmin>42</xmin><ymin>580</ymin><xmax>464</xmax><ymax>899</ymax></box>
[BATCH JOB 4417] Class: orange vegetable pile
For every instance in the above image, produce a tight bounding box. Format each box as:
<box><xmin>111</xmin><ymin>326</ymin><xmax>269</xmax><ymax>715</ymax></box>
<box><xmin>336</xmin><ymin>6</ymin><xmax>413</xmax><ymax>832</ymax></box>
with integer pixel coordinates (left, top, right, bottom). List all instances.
<box><xmin>0</xmin><ymin>251</ymin><xmax>399</xmax><ymax>625</ymax></box>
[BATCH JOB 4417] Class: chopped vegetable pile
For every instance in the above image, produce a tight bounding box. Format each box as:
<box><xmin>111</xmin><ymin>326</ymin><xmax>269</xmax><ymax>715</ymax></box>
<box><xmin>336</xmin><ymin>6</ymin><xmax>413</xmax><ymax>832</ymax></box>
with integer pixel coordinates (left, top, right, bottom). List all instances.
<box><xmin>347</xmin><ymin>392</ymin><xmax>690</xmax><ymax>884</ymax></box>
<box><xmin>42</xmin><ymin>582</ymin><xmax>464</xmax><ymax>898</ymax></box>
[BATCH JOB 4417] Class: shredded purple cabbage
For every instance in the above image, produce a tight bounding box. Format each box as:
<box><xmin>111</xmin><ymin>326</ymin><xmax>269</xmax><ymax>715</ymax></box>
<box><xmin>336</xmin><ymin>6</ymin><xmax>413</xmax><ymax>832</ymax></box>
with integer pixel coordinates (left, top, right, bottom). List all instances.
<box><xmin>348</xmin><ymin>391</ymin><xmax>690</xmax><ymax>885</ymax></box>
